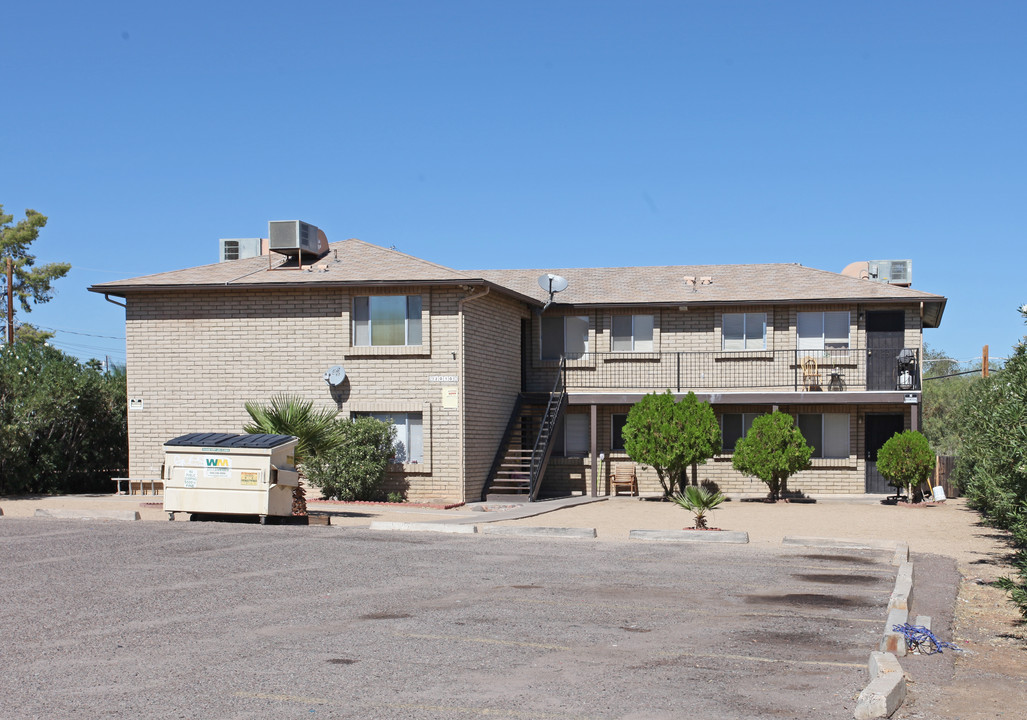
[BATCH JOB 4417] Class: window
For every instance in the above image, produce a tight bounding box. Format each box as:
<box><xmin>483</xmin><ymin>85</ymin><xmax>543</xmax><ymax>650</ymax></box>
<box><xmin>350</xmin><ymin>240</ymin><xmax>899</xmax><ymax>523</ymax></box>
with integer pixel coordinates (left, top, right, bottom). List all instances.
<box><xmin>722</xmin><ymin>313</ymin><xmax>767</xmax><ymax>351</ymax></box>
<box><xmin>720</xmin><ymin>412</ymin><xmax>762</xmax><ymax>452</ymax></box>
<box><xmin>553</xmin><ymin>413</ymin><xmax>590</xmax><ymax>456</ymax></box>
<box><xmin>611</xmin><ymin>413</ymin><xmax>627</xmax><ymax>451</ymax></box>
<box><xmin>797</xmin><ymin>311</ymin><xmax>850</xmax><ymax>350</ymax></box>
<box><xmin>611</xmin><ymin>315</ymin><xmax>654</xmax><ymax>352</ymax></box>
<box><xmin>353</xmin><ymin>296</ymin><xmax>422</xmax><ymax>346</ymax></box>
<box><xmin>355</xmin><ymin>412</ymin><xmax>424</xmax><ymax>464</ymax></box>
<box><xmin>797</xmin><ymin>413</ymin><xmax>850</xmax><ymax>459</ymax></box>
<box><xmin>541</xmin><ymin>315</ymin><xmax>589</xmax><ymax>360</ymax></box>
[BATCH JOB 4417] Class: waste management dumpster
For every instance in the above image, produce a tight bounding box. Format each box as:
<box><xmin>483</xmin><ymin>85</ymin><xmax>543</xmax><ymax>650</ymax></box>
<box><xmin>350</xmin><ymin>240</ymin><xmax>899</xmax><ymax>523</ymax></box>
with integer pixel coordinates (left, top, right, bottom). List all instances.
<box><xmin>163</xmin><ymin>433</ymin><xmax>299</xmax><ymax>523</ymax></box>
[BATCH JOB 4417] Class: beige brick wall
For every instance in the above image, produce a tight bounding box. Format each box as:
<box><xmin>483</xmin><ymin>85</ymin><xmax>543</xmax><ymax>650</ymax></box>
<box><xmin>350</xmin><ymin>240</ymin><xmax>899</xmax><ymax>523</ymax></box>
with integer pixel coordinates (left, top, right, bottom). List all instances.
<box><xmin>461</xmin><ymin>292</ymin><xmax>528</xmax><ymax>501</ymax></box>
<box><xmin>125</xmin><ymin>285</ymin><xmax>475</xmax><ymax>502</ymax></box>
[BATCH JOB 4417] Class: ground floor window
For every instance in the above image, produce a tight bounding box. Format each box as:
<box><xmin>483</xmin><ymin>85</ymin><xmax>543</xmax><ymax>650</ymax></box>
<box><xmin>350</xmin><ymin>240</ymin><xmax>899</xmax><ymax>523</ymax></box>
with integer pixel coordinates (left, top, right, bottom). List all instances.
<box><xmin>797</xmin><ymin>413</ymin><xmax>850</xmax><ymax>458</ymax></box>
<box><xmin>354</xmin><ymin>412</ymin><xmax>424</xmax><ymax>464</ymax></box>
<box><xmin>554</xmin><ymin>413</ymin><xmax>590</xmax><ymax>457</ymax></box>
<box><xmin>611</xmin><ymin>413</ymin><xmax>628</xmax><ymax>451</ymax></box>
<box><xmin>720</xmin><ymin>412</ymin><xmax>764</xmax><ymax>452</ymax></box>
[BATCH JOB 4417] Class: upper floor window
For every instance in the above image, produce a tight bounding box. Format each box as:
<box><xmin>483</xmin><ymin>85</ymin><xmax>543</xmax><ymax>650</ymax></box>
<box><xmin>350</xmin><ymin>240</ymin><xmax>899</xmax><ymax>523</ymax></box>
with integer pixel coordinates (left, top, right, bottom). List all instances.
<box><xmin>723</xmin><ymin>313</ymin><xmax>766</xmax><ymax>351</ymax></box>
<box><xmin>353</xmin><ymin>296</ymin><xmax>422</xmax><ymax>346</ymax></box>
<box><xmin>797</xmin><ymin>413</ymin><xmax>850</xmax><ymax>459</ymax></box>
<box><xmin>541</xmin><ymin>315</ymin><xmax>588</xmax><ymax>360</ymax></box>
<box><xmin>611</xmin><ymin>315</ymin><xmax>654</xmax><ymax>352</ymax></box>
<box><xmin>797</xmin><ymin>311</ymin><xmax>849</xmax><ymax>350</ymax></box>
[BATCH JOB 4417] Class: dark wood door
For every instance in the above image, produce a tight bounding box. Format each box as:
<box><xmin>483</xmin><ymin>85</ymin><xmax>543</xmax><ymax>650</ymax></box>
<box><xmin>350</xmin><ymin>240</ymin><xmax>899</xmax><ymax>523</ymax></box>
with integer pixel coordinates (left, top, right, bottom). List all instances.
<box><xmin>865</xmin><ymin>413</ymin><xmax>904</xmax><ymax>493</ymax></box>
<box><xmin>866</xmin><ymin>311</ymin><xmax>904</xmax><ymax>391</ymax></box>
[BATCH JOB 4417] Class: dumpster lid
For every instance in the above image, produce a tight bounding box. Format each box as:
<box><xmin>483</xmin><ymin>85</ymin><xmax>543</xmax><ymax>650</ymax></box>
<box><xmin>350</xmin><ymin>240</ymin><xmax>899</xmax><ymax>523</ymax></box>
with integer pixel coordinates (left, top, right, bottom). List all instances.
<box><xmin>164</xmin><ymin>433</ymin><xmax>296</xmax><ymax>449</ymax></box>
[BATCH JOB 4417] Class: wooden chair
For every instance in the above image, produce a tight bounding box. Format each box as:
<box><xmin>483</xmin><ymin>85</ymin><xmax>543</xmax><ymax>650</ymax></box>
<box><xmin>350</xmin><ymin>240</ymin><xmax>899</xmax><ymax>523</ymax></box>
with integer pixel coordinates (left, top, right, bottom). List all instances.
<box><xmin>801</xmin><ymin>356</ymin><xmax>822</xmax><ymax>391</ymax></box>
<box><xmin>610</xmin><ymin>462</ymin><xmax>638</xmax><ymax>496</ymax></box>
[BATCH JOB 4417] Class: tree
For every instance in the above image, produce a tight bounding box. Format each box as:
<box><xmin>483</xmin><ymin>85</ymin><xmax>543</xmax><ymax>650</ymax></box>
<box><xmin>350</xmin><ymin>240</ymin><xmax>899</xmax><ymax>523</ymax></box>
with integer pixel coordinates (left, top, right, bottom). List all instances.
<box><xmin>243</xmin><ymin>394</ymin><xmax>341</xmax><ymax>515</ymax></box>
<box><xmin>731</xmin><ymin>411</ymin><xmax>812</xmax><ymax>501</ymax></box>
<box><xmin>921</xmin><ymin>343</ymin><xmax>978</xmax><ymax>456</ymax></box>
<box><xmin>876</xmin><ymin>430</ymin><xmax>935</xmax><ymax>501</ymax></box>
<box><xmin>953</xmin><ymin>305</ymin><xmax>1027</xmax><ymax>619</ymax></box>
<box><xmin>622</xmin><ymin>390</ymin><xmax>721</xmax><ymax>498</ymax></box>
<box><xmin>0</xmin><ymin>343</ymin><xmax>127</xmax><ymax>494</ymax></box>
<box><xmin>1</xmin><ymin>206</ymin><xmax>71</xmax><ymax>341</ymax></box>
<box><xmin>303</xmin><ymin>416</ymin><xmax>396</xmax><ymax>501</ymax></box>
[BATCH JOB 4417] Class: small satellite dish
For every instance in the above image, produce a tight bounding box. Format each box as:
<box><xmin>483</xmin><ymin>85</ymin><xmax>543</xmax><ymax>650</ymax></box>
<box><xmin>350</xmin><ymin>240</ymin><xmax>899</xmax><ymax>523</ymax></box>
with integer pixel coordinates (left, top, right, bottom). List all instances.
<box><xmin>538</xmin><ymin>273</ymin><xmax>568</xmax><ymax>293</ymax></box>
<box><xmin>323</xmin><ymin>365</ymin><xmax>346</xmax><ymax>386</ymax></box>
<box><xmin>537</xmin><ymin>273</ymin><xmax>569</xmax><ymax>312</ymax></box>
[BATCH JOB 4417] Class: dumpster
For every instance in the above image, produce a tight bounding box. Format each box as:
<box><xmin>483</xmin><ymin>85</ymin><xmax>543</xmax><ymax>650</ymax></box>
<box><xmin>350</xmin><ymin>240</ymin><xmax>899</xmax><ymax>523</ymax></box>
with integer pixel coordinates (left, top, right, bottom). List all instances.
<box><xmin>163</xmin><ymin>433</ymin><xmax>299</xmax><ymax>523</ymax></box>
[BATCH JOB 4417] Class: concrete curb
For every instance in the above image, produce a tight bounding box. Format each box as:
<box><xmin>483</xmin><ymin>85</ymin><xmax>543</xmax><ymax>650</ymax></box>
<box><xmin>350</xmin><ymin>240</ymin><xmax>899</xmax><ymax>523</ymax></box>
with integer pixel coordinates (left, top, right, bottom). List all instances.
<box><xmin>629</xmin><ymin>529</ymin><xmax>749</xmax><ymax>544</ymax></box>
<box><xmin>368</xmin><ymin>521</ymin><xmax>477</xmax><ymax>534</ymax></box>
<box><xmin>34</xmin><ymin>508</ymin><xmax>140</xmax><ymax>522</ymax></box>
<box><xmin>478</xmin><ymin>526</ymin><xmax>597</xmax><ymax>539</ymax></box>
<box><xmin>881</xmin><ymin>561</ymin><xmax>913</xmax><ymax>656</ymax></box>
<box><xmin>854</xmin><ymin>652</ymin><xmax>906</xmax><ymax>719</ymax></box>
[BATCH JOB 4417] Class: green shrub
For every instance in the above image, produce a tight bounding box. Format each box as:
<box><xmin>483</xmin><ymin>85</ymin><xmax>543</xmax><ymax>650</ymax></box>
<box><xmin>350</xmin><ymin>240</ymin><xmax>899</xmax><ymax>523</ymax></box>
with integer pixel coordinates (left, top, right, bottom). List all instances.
<box><xmin>671</xmin><ymin>485</ymin><xmax>726</xmax><ymax>529</ymax></box>
<box><xmin>622</xmin><ymin>390</ymin><xmax>721</xmax><ymax>498</ymax></box>
<box><xmin>304</xmin><ymin>416</ymin><xmax>396</xmax><ymax>501</ymax></box>
<box><xmin>876</xmin><ymin>430</ymin><xmax>935</xmax><ymax>501</ymax></box>
<box><xmin>731</xmin><ymin>412</ymin><xmax>812</xmax><ymax>501</ymax></box>
<box><xmin>0</xmin><ymin>343</ymin><xmax>127</xmax><ymax>494</ymax></box>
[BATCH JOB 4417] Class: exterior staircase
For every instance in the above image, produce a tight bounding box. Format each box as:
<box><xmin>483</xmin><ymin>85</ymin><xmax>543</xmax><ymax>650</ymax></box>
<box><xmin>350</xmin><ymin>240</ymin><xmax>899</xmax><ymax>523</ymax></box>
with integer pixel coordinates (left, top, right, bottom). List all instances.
<box><xmin>484</xmin><ymin>360</ymin><xmax>567</xmax><ymax>501</ymax></box>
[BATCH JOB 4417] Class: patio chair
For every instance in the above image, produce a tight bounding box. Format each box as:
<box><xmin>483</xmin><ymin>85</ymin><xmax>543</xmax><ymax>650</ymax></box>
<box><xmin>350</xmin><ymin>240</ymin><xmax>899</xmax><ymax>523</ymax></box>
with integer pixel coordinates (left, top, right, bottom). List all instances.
<box><xmin>610</xmin><ymin>462</ymin><xmax>638</xmax><ymax>496</ymax></box>
<box><xmin>801</xmin><ymin>356</ymin><xmax>822</xmax><ymax>391</ymax></box>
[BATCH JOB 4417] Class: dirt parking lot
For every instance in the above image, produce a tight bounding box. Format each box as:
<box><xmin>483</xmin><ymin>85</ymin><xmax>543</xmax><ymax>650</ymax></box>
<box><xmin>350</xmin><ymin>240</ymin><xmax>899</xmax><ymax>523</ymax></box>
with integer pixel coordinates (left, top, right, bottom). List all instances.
<box><xmin>2</xmin><ymin>518</ymin><xmax>912</xmax><ymax>720</ymax></box>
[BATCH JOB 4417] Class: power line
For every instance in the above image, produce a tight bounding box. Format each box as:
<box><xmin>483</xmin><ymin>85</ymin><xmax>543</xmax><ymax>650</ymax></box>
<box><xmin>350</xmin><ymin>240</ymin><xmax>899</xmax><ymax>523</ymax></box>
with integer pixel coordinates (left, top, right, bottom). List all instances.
<box><xmin>36</xmin><ymin>325</ymin><xmax>125</xmax><ymax>340</ymax></box>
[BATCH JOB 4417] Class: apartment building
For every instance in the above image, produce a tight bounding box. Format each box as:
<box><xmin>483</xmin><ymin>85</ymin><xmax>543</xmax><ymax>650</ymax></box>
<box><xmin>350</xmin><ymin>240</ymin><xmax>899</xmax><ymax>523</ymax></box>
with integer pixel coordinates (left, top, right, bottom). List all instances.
<box><xmin>90</xmin><ymin>233</ymin><xmax>945</xmax><ymax>502</ymax></box>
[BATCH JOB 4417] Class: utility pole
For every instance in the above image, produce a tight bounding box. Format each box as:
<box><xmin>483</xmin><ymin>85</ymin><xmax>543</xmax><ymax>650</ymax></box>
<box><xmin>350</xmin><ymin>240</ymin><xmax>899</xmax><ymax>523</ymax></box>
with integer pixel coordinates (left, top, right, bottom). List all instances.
<box><xmin>5</xmin><ymin>256</ymin><xmax>13</xmax><ymax>346</ymax></box>
<box><xmin>982</xmin><ymin>345</ymin><xmax>989</xmax><ymax>378</ymax></box>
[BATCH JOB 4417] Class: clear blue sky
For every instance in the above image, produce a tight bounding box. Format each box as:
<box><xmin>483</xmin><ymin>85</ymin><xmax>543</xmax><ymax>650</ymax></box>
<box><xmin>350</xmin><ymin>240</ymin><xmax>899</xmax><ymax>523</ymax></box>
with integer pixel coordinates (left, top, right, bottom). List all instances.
<box><xmin>3</xmin><ymin>1</ymin><xmax>1024</xmax><ymax>367</ymax></box>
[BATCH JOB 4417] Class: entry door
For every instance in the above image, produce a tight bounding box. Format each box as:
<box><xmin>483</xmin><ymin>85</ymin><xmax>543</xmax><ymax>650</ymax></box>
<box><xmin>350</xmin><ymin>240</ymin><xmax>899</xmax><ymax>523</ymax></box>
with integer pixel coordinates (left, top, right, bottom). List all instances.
<box><xmin>866</xmin><ymin>311</ymin><xmax>904</xmax><ymax>391</ymax></box>
<box><xmin>865</xmin><ymin>413</ymin><xmax>904</xmax><ymax>493</ymax></box>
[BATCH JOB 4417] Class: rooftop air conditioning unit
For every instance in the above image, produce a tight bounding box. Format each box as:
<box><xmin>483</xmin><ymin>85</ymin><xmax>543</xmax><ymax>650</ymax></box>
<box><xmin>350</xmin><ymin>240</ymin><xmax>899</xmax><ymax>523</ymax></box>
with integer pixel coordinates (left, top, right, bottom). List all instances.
<box><xmin>219</xmin><ymin>238</ymin><xmax>263</xmax><ymax>263</ymax></box>
<box><xmin>868</xmin><ymin>259</ymin><xmax>912</xmax><ymax>287</ymax></box>
<box><xmin>268</xmin><ymin>220</ymin><xmax>322</xmax><ymax>260</ymax></box>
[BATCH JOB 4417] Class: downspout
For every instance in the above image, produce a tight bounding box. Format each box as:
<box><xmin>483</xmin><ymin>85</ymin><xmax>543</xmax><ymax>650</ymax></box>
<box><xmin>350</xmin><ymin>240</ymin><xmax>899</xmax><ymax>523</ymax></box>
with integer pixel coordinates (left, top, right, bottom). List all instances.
<box><xmin>457</xmin><ymin>286</ymin><xmax>490</xmax><ymax>502</ymax></box>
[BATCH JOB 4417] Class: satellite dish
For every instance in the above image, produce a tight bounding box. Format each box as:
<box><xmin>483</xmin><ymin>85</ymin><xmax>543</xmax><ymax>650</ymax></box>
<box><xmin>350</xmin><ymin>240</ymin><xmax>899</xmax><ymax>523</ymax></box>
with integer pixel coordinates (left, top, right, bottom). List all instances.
<box><xmin>537</xmin><ymin>273</ymin><xmax>569</xmax><ymax>312</ymax></box>
<box><xmin>538</xmin><ymin>273</ymin><xmax>568</xmax><ymax>293</ymax></box>
<box><xmin>323</xmin><ymin>365</ymin><xmax>346</xmax><ymax>386</ymax></box>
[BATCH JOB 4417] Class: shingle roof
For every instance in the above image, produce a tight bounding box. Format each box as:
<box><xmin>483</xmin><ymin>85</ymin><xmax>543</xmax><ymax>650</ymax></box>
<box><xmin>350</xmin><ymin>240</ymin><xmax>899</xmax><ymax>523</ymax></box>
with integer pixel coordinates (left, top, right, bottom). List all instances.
<box><xmin>89</xmin><ymin>239</ymin><xmax>946</xmax><ymax>325</ymax></box>
<box><xmin>470</xmin><ymin>263</ymin><xmax>945</xmax><ymax>307</ymax></box>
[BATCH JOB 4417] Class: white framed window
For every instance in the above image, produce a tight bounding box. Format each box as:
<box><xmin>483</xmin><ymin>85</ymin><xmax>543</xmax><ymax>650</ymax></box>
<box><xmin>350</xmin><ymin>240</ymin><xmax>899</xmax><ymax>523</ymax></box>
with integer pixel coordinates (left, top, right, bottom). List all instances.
<box><xmin>553</xmin><ymin>413</ymin><xmax>590</xmax><ymax>457</ymax></box>
<box><xmin>541</xmin><ymin>315</ymin><xmax>589</xmax><ymax>360</ymax></box>
<box><xmin>722</xmin><ymin>313</ymin><xmax>767</xmax><ymax>351</ymax></box>
<box><xmin>797</xmin><ymin>311</ymin><xmax>850</xmax><ymax>351</ymax></box>
<box><xmin>720</xmin><ymin>412</ymin><xmax>763</xmax><ymax>452</ymax></box>
<box><xmin>353</xmin><ymin>296</ymin><xmax>422</xmax><ymax>346</ymax></box>
<box><xmin>611</xmin><ymin>315</ymin><xmax>654</xmax><ymax>352</ymax></box>
<box><xmin>797</xmin><ymin>413</ymin><xmax>850</xmax><ymax>459</ymax></box>
<box><xmin>611</xmin><ymin>413</ymin><xmax>628</xmax><ymax>451</ymax></box>
<box><xmin>355</xmin><ymin>412</ymin><xmax>424</xmax><ymax>464</ymax></box>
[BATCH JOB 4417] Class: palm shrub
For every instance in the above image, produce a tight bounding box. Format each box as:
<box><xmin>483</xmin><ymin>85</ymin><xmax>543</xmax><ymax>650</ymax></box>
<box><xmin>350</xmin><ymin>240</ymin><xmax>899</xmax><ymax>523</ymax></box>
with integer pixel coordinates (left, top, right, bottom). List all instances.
<box><xmin>243</xmin><ymin>394</ymin><xmax>340</xmax><ymax>514</ymax></box>
<box><xmin>303</xmin><ymin>416</ymin><xmax>396</xmax><ymax>501</ymax></box>
<box><xmin>671</xmin><ymin>485</ymin><xmax>726</xmax><ymax>529</ymax></box>
<box><xmin>876</xmin><ymin>430</ymin><xmax>935</xmax><ymax>502</ymax></box>
<box><xmin>731</xmin><ymin>411</ymin><xmax>812</xmax><ymax>501</ymax></box>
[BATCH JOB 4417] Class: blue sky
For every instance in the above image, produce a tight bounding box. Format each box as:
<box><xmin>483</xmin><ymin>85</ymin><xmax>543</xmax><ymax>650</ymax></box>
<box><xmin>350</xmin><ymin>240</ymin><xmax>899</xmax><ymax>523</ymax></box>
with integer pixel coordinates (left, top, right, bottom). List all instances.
<box><xmin>2</xmin><ymin>1</ymin><xmax>1024</xmax><ymax>367</ymax></box>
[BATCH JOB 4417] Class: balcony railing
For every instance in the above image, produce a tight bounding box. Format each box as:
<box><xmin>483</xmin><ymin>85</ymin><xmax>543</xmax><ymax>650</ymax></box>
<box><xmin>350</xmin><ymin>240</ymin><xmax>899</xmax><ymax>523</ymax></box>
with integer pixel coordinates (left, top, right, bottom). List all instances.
<box><xmin>528</xmin><ymin>348</ymin><xmax>921</xmax><ymax>394</ymax></box>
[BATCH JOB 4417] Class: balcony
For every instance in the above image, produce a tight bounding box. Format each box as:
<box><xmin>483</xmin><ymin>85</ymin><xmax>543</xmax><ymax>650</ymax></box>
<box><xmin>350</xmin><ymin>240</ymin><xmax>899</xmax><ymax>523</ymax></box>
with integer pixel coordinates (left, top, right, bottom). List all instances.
<box><xmin>527</xmin><ymin>348</ymin><xmax>921</xmax><ymax>394</ymax></box>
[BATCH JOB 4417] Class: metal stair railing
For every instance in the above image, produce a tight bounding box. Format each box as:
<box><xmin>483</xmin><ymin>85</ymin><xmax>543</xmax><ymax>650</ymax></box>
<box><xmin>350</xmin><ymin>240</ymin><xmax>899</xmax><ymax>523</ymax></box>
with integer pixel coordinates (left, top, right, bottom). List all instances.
<box><xmin>528</xmin><ymin>358</ymin><xmax>567</xmax><ymax>502</ymax></box>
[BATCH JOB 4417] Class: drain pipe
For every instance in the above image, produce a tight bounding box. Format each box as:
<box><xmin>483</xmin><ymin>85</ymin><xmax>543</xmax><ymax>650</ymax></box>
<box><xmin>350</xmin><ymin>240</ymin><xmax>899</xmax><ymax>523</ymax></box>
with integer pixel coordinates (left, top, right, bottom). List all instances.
<box><xmin>104</xmin><ymin>294</ymin><xmax>126</xmax><ymax>309</ymax></box>
<box><xmin>457</xmin><ymin>286</ymin><xmax>490</xmax><ymax>501</ymax></box>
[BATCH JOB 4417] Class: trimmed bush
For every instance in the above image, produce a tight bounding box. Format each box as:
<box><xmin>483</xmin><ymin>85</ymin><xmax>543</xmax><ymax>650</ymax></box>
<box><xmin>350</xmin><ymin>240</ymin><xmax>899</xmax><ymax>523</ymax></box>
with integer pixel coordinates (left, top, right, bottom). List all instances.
<box><xmin>877</xmin><ymin>430</ymin><xmax>935</xmax><ymax>501</ymax></box>
<box><xmin>304</xmin><ymin>416</ymin><xmax>396</xmax><ymax>502</ymax></box>
<box><xmin>731</xmin><ymin>411</ymin><xmax>812</xmax><ymax>501</ymax></box>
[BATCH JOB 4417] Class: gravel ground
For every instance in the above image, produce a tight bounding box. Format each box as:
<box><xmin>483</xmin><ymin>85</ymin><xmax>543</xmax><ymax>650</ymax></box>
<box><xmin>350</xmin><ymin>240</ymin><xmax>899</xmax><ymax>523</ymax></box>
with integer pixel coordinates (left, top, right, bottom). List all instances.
<box><xmin>0</xmin><ymin>518</ymin><xmax>904</xmax><ymax>720</ymax></box>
